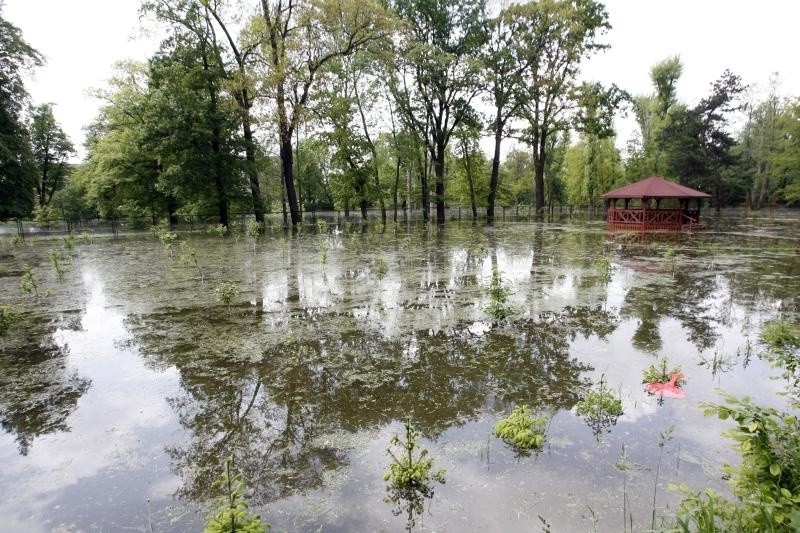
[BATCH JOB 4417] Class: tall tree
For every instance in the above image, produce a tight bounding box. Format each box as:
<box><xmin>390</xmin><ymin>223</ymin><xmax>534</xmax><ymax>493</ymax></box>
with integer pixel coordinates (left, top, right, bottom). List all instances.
<box><xmin>0</xmin><ymin>7</ymin><xmax>42</xmax><ymax>220</ymax></box>
<box><xmin>259</xmin><ymin>0</ymin><xmax>393</xmax><ymax>225</ymax></box>
<box><xmin>517</xmin><ymin>0</ymin><xmax>610</xmax><ymax>214</ymax></box>
<box><xmin>662</xmin><ymin>70</ymin><xmax>746</xmax><ymax>209</ymax></box>
<box><xmin>388</xmin><ymin>0</ymin><xmax>487</xmax><ymax>224</ymax></box>
<box><xmin>28</xmin><ymin>104</ymin><xmax>74</xmax><ymax>208</ymax></box>
<box><xmin>740</xmin><ymin>73</ymin><xmax>782</xmax><ymax>209</ymax></box>
<box><xmin>481</xmin><ymin>4</ymin><xmax>531</xmax><ymax>221</ymax></box>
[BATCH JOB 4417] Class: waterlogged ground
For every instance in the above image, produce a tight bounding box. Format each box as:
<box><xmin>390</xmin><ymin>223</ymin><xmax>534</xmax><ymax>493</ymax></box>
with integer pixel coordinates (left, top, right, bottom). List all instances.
<box><xmin>0</xmin><ymin>217</ymin><xmax>798</xmax><ymax>532</ymax></box>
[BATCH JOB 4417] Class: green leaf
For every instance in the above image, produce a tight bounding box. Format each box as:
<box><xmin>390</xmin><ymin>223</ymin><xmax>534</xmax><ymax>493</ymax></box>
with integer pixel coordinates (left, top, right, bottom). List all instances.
<box><xmin>770</xmin><ymin>463</ymin><xmax>781</xmax><ymax>476</ymax></box>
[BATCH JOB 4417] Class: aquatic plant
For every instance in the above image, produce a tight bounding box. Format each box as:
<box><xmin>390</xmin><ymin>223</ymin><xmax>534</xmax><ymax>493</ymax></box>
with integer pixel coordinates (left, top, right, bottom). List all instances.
<box><xmin>319</xmin><ymin>240</ymin><xmax>329</xmax><ymax>265</ymax></box>
<box><xmin>11</xmin><ymin>234</ymin><xmax>23</xmax><ymax>247</ymax></box>
<box><xmin>484</xmin><ymin>268</ymin><xmax>513</xmax><ymax>321</ymax></box>
<box><xmin>493</xmin><ymin>405</ymin><xmax>547</xmax><ymax>452</ymax></box>
<box><xmin>215</xmin><ymin>281</ymin><xmax>238</xmax><ymax>312</ymax></box>
<box><xmin>374</xmin><ymin>257</ymin><xmax>389</xmax><ymax>282</ymax></box>
<box><xmin>642</xmin><ymin>357</ymin><xmax>684</xmax><ymax>387</ymax></box>
<box><xmin>80</xmin><ymin>231</ymin><xmax>93</xmax><ymax>244</ymax></box>
<box><xmin>63</xmin><ymin>233</ymin><xmax>76</xmax><ymax>251</ymax></box>
<box><xmin>246</xmin><ymin>220</ymin><xmax>264</xmax><ymax>238</ymax></box>
<box><xmin>179</xmin><ymin>243</ymin><xmax>204</xmax><ymax>283</ymax></box>
<box><xmin>48</xmin><ymin>249</ymin><xmax>67</xmax><ymax>281</ymax></box>
<box><xmin>384</xmin><ymin>421</ymin><xmax>445</xmax><ymax>492</ymax></box>
<box><xmin>316</xmin><ymin>219</ymin><xmax>328</xmax><ymax>233</ymax></box>
<box><xmin>19</xmin><ymin>265</ymin><xmax>39</xmax><ymax>297</ymax></box>
<box><xmin>575</xmin><ymin>377</ymin><xmax>623</xmax><ymax>435</ymax></box>
<box><xmin>0</xmin><ymin>305</ymin><xmax>20</xmax><ymax>338</ymax></box>
<box><xmin>209</xmin><ymin>224</ymin><xmax>228</xmax><ymax>238</ymax></box>
<box><xmin>671</xmin><ymin>394</ymin><xmax>800</xmax><ymax>531</ymax></box>
<box><xmin>204</xmin><ymin>458</ymin><xmax>268</xmax><ymax>533</ymax></box>
<box><xmin>652</xmin><ymin>425</ymin><xmax>674</xmax><ymax>529</ymax></box>
<box><xmin>595</xmin><ymin>256</ymin><xmax>614</xmax><ymax>283</ymax></box>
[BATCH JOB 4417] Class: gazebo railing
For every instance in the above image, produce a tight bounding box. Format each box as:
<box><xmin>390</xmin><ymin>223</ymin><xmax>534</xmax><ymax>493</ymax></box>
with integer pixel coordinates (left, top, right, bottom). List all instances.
<box><xmin>608</xmin><ymin>208</ymin><xmax>699</xmax><ymax>231</ymax></box>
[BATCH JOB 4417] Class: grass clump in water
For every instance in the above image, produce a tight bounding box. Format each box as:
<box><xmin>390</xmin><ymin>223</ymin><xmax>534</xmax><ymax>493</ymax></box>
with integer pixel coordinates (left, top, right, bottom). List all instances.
<box><xmin>576</xmin><ymin>377</ymin><xmax>623</xmax><ymax>435</ymax></box>
<box><xmin>493</xmin><ymin>405</ymin><xmax>547</xmax><ymax>452</ymax></box>
<box><xmin>204</xmin><ymin>458</ymin><xmax>268</xmax><ymax>533</ymax></box>
<box><xmin>642</xmin><ymin>357</ymin><xmax>683</xmax><ymax>385</ymax></box>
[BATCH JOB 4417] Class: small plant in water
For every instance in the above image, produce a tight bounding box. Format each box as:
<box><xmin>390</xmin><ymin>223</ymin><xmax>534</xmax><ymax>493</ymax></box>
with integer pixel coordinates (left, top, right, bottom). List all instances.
<box><xmin>319</xmin><ymin>240</ymin><xmax>329</xmax><ymax>266</ymax></box>
<box><xmin>48</xmin><ymin>249</ymin><xmax>67</xmax><ymax>281</ymax></box>
<box><xmin>374</xmin><ymin>257</ymin><xmax>389</xmax><ymax>282</ymax></box>
<box><xmin>215</xmin><ymin>281</ymin><xmax>238</xmax><ymax>312</ymax></box>
<box><xmin>179</xmin><ymin>243</ymin><xmax>204</xmax><ymax>283</ymax></box>
<box><xmin>80</xmin><ymin>231</ymin><xmax>93</xmax><ymax>244</ymax></box>
<box><xmin>642</xmin><ymin>357</ymin><xmax>684</xmax><ymax>386</ymax></box>
<box><xmin>209</xmin><ymin>223</ymin><xmax>228</xmax><ymax>238</ymax></box>
<box><xmin>11</xmin><ymin>234</ymin><xmax>23</xmax><ymax>247</ymax></box>
<box><xmin>384</xmin><ymin>420</ymin><xmax>445</xmax><ymax>492</ymax></box>
<box><xmin>493</xmin><ymin>405</ymin><xmax>547</xmax><ymax>454</ymax></box>
<box><xmin>0</xmin><ymin>305</ymin><xmax>20</xmax><ymax>338</ymax></box>
<box><xmin>204</xmin><ymin>458</ymin><xmax>268</xmax><ymax>533</ymax></box>
<box><xmin>576</xmin><ymin>376</ymin><xmax>624</xmax><ymax>436</ymax></box>
<box><xmin>485</xmin><ymin>268</ymin><xmax>513</xmax><ymax>321</ymax></box>
<box><xmin>63</xmin><ymin>233</ymin><xmax>76</xmax><ymax>251</ymax></box>
<box><xmin>316</xmin><ymin>219</ymin><xmax>328</xmax><ymax>233</ymax></box>
<box><xmin>19</xmin><ymin>265</ymin><xmax>39</xmax><ymax>297</ymax></box>
<box><xmin>246</xmin><ymin>220</ymin><xmax>264</xmax><ymax>239</ymax></box>
<box><xmin>759</xmin><ymin>320</ymin><xmax>800</xmax><ymax>399</ymax></box>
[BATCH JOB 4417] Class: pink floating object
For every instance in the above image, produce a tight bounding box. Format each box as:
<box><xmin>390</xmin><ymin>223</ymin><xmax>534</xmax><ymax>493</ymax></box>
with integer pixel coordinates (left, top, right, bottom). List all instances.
<box><xmin>645</xmin><ymin>371</ymin><xmax>686</xmax><ymax>399</ymax></box>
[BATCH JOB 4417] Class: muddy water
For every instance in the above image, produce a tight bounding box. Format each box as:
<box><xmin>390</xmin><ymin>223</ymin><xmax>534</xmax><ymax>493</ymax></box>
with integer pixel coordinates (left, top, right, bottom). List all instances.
<box><xmin>0</xmin><ymin>218</ymin><xmax>798</xmax><ymax>532</ymax></box>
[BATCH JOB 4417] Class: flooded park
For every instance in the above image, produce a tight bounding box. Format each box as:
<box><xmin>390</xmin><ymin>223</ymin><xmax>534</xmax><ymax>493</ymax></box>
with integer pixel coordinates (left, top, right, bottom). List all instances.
<box><xmin>0</xmin><ymin>215</ymin><xmax>798</xmax><ymax>532</ymax></box>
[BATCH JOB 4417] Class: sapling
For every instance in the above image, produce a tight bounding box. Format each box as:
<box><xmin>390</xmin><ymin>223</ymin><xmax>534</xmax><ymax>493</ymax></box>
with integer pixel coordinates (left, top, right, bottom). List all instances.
<box><xmin>179</xmin><ymin>243</ymin><xmax>204</xmax><ymax>283</ymax></box>
<box><xmin>204</xmin><ymin>458</ymin><xmax>267</xmax><ymax>533</ymax></box>
<box><xmin>384</xmin><ymin>420</ymin><xmax>445</xmax><ymax>492</ymax></box>
<box><xmin>209</xmin><ymin>224</ymin><xmax>228</xmax><ymax>238</ymax></box>
<box><xmin>374</xmin><ymin>257</ymin><xmax>388</xmax><ymax>282</ymax></box>
<box><xmin>63</xmin><ymin>233</ymin><xmax>76</xmax><ymax>251</ymax></box>
<box><xmin>485</xmin><ymin>268</ymin><xmax>513</xmax><ymax>322</ymax></box>
<box><xmin>316</xmin><ymin>219</ymin><xmax>329</xmax><ymax>233</ymax></box>
<box><xmin>576</xmin><ymin>376</ymin><xmax>624</xmax><ymax>437</ymax></box>
<box><xmin>0</xmin><ymin>305</ymin><xmax>20</xmax><ymax>338</ymax></box>
<box><xmin>48</xmin><ymin>249</ymin><xmax>67</xmax><ymax>281</ymax></box>
<box><xmin>19</xmin><ymin>265</ymin><xmax>39</xmax><ymax>297</ymax></box>
<box><xmin>215</xmin><ymin>281</ymin><xmax>238</xmax><ymax>313</ymax></box>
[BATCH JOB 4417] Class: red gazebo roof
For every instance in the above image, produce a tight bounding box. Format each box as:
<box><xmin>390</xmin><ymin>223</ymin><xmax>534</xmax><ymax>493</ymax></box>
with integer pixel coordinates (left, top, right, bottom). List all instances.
<box><xmin>602</xmin><ymin>176</ymin><xmax>710</xmax><ymax>199</ymax></box>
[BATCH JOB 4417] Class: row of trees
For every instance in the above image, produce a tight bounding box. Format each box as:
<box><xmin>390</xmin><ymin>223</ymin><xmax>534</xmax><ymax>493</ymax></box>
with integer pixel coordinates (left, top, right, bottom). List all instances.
<box><xmin>2</xmin><ymin>2</ymin><xmax>799</xmax><ymax>228</ymax></box>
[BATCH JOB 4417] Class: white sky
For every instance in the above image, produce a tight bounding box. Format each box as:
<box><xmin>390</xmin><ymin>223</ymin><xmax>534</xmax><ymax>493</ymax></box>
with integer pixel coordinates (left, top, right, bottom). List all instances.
<box><xmin>6</xmin><ymin>0</ymin><xmax>800</xmax><ymax>162</ymax></box>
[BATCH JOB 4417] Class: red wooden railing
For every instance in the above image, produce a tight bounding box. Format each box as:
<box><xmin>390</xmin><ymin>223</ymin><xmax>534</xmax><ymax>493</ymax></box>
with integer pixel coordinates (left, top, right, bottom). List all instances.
<box><xmin>607</xmin><ymin>209</ymin><xmax>700</xmax><ymax>231</ymax></box>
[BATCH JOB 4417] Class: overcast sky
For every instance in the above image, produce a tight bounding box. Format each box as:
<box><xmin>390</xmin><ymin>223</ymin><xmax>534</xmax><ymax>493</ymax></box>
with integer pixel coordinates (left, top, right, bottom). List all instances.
<box><xmin>6</xmin><ymin>0</ymin><xmax>800</xmax><ymax>161</ymax></box>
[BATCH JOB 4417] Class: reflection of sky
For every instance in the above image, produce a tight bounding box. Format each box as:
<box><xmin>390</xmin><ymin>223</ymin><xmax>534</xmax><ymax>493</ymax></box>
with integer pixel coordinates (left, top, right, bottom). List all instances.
<box><xmin>0</xmin><ymin>269</ymin><xmax>183</xmax><ymax>530</ymax></box>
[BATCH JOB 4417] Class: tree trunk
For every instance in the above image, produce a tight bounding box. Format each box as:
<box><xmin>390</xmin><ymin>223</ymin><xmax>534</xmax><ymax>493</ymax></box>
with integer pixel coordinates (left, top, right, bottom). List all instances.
<box><xmin>418</xmin><ymin>148</ymin><xmax>429</xmax><ymax>223</ymax></box>
<box><xmin>533</xmin><ymin>134</ymin><xmax>547</xmax><ymax>214</ymax></box>
<box><xmin>462</xmin><ymin>140</ymin><xmax>477</xmax><ymax>220</ymax></box>
<box><xmin>434</xmin><ymin>139</ymin><xmax>446</xmax><ymax>224</ymax></box>
<box><xmin>393</xmin><ymin>157</ymin><xmax>401</xmax><ymax>223</ymax></box>
<box><xmin>279</xmin><ymin>132</ymin><xmax>301</xmax><ymax>226</ymax></box>
<box><xmin>242</xmin><ymin>113</ymin><xmax>265</xmax><ymax>223</ymax></box>
<box><xmin>487</xmin><ymin>122</ymin><xmax>502</xmax><ymax>221</ymax></box>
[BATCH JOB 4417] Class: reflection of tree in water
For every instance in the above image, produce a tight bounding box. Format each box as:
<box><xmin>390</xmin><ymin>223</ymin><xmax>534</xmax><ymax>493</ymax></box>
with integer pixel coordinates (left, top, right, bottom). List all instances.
<box><xmin>0</xmin><ymin>317</ymin><xmax>90</xmax><ymax>456</ymax></box>
<box><xmin>621</xmin><ymin>271</ymin><xmax>719</xmax><ymax>352</ymax></box>
<box><xmin>124</xmin><ymin>302</ymin><xmax>616</xmax><ymax>508</ymax></box>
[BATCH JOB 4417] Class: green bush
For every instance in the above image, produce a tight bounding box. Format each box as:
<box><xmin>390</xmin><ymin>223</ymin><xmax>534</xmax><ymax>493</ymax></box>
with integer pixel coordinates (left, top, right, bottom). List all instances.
<box><xmin>493</xmin><ymin>405</ymin><xmax>547</xmax><ymax>452</ymax></box>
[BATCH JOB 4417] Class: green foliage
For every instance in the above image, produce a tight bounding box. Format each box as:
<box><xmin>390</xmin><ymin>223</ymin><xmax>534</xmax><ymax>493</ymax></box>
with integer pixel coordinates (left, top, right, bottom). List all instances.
<box><xmin>204</xmin><ymin>458</ymin><xmax>267</xmax><ymax>533</ymax></box>
<box><xmin>209</xmin><ymin>224</ymin><xmax>228</xmax><ymax>238</ymax></box>
<box><xmin>316</xmin><ymin>219</ymin><xmax>329</xmax><ymax>233</ymax></box>
<box><xmin>484</xmin><ymin>268</ymin><xmax>512</xmax><ymax>321</ymax></box>
<box><xmin>383</xmin><ymin>421</ymin><xmax>445</xmax><ymax>492</ymax></box>
<box><xmin>19</xmin><ymin>265</ymin><xmax>39</xmax><ymax>297</ymax></box>
<box><xmin>576</xmin><ymin>377</ymin><xmax>623</xmax><ymax>436</ymax></box>
<box><xmin>0</xmin><ymin>306</ymin><xmax>20</xmax><ymax>338</ymax></box>
<box><xmin>759</xmin><ymin>320</ymin><xmax>800</xmax><ymax>401</ymax></box>
<box><xmin>374</xmin><ymin>257</ymin><xmax>388</xmax><ymax>281</ymax></box>
<box><xmin>63</xmin><ymin>233</ymin><xmax>76</xmax><ymax>251</ymax></box>
<box><xmin>319</xmin><ymin>240</ymin><xmax>329</xmax><ymax>265</ymax></box>
<box><xmin>642</xmin><ymin>357</ymin><xmax>683</xmax><ymax>385</ymax></box>
<box><xmin>80</xmin><ymin>231</ymin><xmax>93</xmax><ymax>244</ymax></box>
<box><xmin>246</xmin><ymin>220</ymin><xmax>264</xmax><ymax>238</ymax></box>
<box><xmin>11</xmin><ymin>234</ymin><xmax>23</xmax><ymax>247</ymax></box>
<box><xmin>215</xmin><ymin>281</ymin><xmax>238</xmax><ymax>312</ymax></box>
<box><xmin>179</xmin><ymin>243</ymin><xmax>204</xmax><ymax>283</ymax></box>
<box><xmin>672</xmin><ymin>394</ymin><xmax>800</xmax><ymax>531</ymax></box>
<box><xmin>493</xmin><ymin>405</ymin><xmax>547</xmax><ymax>453</ymax></box>
<box><xmin>48</xmin><ymin>249</ymin><xmax>67</xmax><ymax>282</ymax></box>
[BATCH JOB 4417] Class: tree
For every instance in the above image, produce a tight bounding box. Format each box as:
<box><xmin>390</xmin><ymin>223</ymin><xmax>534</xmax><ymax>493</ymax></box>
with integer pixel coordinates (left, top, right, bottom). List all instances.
<box><xmin>388</xmin><ymin>0</ymin><xmax>487</xmax><ymax>224</ymax></box>
<box><xmin>481</xmin><ymin>4</ymin><xmax>531</xmax><ymax>221</ymax></box>
<box><xmin>517</xmin><ymin>0</ymin><xmax>610</xmax><ymax>214</ymax></box>
<box><xmin>0</xmin><ymin>7</ymin><xmax>42</xmax><ymax>220</ymax></box>
<box><xmin>662</xmin><ymin>70</ymin><xmax>746</xmax><ymax>209</ymax></box>
<box><xmin>258</xmin><ymin>0</ymin><xmax>394</xmax><ymax>225</ymax></box>
<box><xmin>28</xmin><ymin>104</ymin><xmax>75</xmax><ymax>209</ymax></box>
<box><xmin>739</xmin><ymin>74</ymin><xmax>782</xmax><ymax>209</ymax></box>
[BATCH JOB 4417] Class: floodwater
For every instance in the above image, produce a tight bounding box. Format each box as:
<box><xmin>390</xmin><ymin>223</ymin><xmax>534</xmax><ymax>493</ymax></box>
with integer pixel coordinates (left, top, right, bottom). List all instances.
<box><xmin>0</xmin><ymin>217</ymin><xmax>798</xmax><ymax>532</ymax></box>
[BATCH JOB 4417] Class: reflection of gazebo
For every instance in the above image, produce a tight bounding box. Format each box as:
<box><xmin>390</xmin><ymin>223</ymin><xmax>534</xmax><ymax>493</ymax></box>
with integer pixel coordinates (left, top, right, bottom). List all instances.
<box><xmin>603</xmin><ymin>176</ymin><xmax>710</xmax><ymax>231</ymax></box>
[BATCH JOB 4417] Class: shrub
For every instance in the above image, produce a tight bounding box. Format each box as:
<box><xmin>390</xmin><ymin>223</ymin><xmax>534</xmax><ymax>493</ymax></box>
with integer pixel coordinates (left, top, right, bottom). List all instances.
<box><xmin>493</xmin><ymin>405</ymin><xmax>547</xmax><ymax>452</ymax></box>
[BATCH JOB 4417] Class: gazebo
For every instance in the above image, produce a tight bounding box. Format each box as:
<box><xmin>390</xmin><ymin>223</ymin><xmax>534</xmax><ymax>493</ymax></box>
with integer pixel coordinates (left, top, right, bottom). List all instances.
<box><xmin>603</xmin><ymin>176</ymin><xmax>710</xmax><ymax>231</ymax></box>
